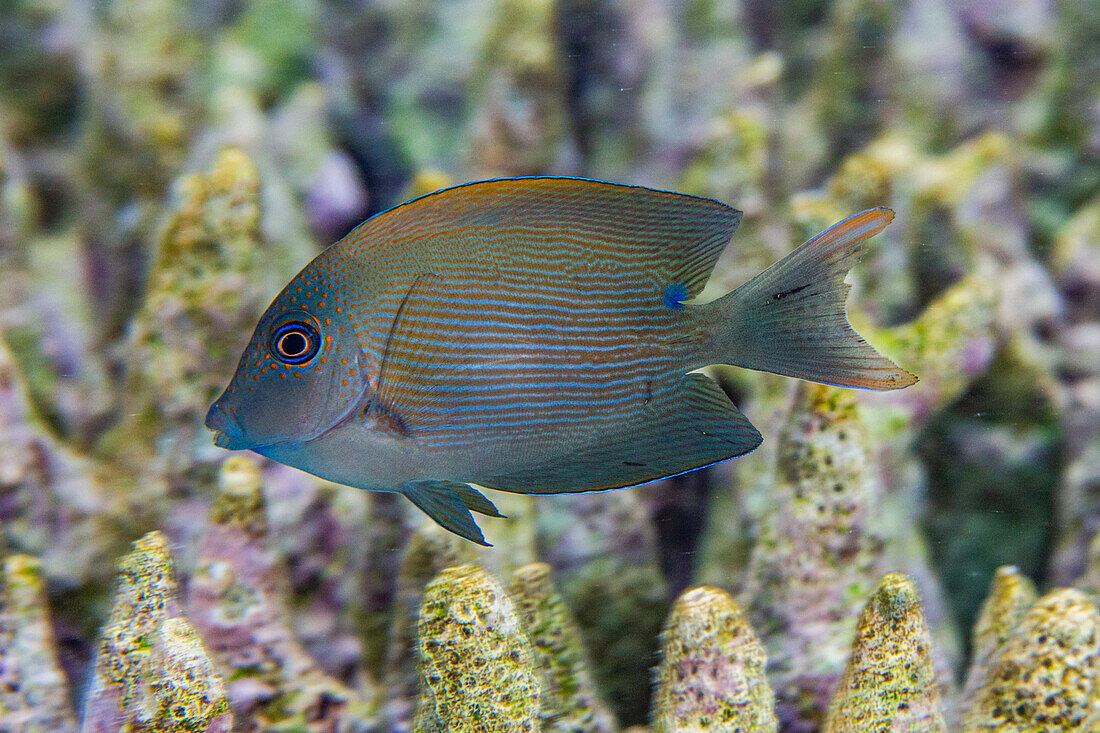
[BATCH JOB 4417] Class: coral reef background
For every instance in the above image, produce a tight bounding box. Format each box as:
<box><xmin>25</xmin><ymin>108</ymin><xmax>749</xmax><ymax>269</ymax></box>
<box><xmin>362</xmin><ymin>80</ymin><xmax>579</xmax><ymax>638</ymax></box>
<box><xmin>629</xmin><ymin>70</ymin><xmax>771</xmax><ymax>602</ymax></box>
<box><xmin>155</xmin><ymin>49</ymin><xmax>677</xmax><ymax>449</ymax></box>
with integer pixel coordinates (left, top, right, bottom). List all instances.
<box><xmin>1</xmin><ymin>0</ymin><xmax>1098</xmax><ymax>730</ymax></box>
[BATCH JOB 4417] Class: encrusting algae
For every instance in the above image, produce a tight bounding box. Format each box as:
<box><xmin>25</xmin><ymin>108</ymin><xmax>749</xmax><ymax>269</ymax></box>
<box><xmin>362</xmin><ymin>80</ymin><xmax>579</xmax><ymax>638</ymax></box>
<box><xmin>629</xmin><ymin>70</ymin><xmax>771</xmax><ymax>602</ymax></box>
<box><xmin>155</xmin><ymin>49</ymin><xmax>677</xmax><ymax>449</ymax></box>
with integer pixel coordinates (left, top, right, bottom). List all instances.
<box><xmin>823</xmin><ymin>573</ymin><xmax>946</xmax><ymax>733</ymax></box>
<box><xmin>415</xmin><ymin>563</ymin><xmax>540</xmax><ymax>733</ymax></box>
<box><xmin>652</xmin><ymin>586</ymin><xmax>777</xmax><ymax>733</ymax></box>
<box><xmin>82</xmin><ymin>531</ymin><xmax>231</xmax><ymax>733</ymax></box>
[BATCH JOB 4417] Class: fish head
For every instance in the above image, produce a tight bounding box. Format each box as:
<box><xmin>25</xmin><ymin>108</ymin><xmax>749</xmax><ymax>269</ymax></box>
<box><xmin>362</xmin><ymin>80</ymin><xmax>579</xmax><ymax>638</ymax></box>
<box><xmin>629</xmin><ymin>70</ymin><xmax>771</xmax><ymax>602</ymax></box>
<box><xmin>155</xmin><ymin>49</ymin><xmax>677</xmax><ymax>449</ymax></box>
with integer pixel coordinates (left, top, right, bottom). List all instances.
<box><xmin>206</xmin><ymin>262</ymin><xmax>370</xmax><ymax>452</ymax></box>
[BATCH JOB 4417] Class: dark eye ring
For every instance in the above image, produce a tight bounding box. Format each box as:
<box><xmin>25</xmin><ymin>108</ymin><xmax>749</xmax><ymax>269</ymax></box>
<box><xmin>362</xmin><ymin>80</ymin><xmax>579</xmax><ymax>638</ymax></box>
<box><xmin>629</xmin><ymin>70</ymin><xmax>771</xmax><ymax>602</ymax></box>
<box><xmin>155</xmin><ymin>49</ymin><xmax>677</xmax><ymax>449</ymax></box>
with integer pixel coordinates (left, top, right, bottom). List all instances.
<box><xmin>270</xmin><ymin>321</ymin><xmax>320</xmax><ymax>364</ymax></box>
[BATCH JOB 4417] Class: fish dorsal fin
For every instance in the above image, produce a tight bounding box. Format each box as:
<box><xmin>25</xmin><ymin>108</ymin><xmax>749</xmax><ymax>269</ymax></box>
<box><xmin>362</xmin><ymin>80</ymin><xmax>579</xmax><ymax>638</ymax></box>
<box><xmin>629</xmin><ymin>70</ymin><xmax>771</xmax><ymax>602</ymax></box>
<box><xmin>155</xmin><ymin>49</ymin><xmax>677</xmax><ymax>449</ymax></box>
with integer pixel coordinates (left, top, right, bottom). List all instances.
<box><xmin>402</xmin><ymin>480</ymin><xmax>498</xmax><ymax>546</ymax></box>
<box><xmin>476</xmin><ymin>373</ymin><xmax>763</xmax><ymax>495</ymax></box>
<box><xmin>345</xmin><ymin>177</ymin><xmax>742</xmax><ymax>300</ymax></box>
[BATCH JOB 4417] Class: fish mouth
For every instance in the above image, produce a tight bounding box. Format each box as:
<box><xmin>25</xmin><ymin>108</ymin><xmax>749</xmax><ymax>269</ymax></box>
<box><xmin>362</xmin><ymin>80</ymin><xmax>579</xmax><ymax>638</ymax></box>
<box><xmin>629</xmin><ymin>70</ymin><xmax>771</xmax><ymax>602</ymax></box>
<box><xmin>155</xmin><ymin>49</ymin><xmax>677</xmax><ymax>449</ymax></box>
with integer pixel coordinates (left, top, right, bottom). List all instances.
<box><xmin>205</xmin><ymin>350</ymin><xmax>374</xmax><ymax>453</ymax></box>
<box><xmin>211</xmin><ymin>429</ymin><xmax>254</xmax><ymax>451</ymax></box>
<box><xmin>206</xmin><ymin>398</ymin><xmax>255</xmax><ymax>451</ymax></box>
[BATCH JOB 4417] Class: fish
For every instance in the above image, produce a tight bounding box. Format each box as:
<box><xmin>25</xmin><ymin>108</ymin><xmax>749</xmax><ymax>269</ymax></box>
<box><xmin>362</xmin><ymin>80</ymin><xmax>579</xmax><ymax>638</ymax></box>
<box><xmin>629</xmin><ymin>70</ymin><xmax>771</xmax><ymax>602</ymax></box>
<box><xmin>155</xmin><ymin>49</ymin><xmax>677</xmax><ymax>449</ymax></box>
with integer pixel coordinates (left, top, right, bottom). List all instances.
<box><xmin>206</xmin><ymin>177</ymin><xmax>916</xmax><ymax>545</ymax></box>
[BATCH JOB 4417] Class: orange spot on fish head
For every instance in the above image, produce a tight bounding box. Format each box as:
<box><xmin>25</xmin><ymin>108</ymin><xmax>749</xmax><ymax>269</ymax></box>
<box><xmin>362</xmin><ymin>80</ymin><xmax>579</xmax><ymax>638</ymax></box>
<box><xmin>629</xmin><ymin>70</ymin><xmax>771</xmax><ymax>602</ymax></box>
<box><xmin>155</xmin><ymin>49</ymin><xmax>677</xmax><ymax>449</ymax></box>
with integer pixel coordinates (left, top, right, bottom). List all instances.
<box><xmin>208</xmin><ymin>245</ymin><xmax>372</xmax><ymax>451</ymax></box>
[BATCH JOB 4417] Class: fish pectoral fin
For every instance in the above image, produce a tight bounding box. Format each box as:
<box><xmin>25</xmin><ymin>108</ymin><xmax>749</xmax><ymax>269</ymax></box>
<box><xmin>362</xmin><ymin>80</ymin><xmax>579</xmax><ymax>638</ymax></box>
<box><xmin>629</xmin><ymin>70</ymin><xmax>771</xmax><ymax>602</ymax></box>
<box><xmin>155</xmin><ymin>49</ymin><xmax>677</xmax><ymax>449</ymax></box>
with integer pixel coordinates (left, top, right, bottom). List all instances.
<box><xmin>402</xmin><ymin>480</ymin><xmax>493</xmax><ymax>546</ymax></box>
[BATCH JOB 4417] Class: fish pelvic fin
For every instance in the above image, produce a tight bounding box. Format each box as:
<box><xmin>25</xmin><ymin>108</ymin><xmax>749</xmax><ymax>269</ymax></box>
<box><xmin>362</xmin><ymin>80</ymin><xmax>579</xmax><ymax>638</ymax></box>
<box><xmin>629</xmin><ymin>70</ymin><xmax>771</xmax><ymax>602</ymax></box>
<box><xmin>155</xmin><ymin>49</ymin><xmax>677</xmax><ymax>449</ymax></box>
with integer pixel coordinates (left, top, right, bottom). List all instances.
<box><xmin>402</xmin><ymin>480</ymin><xmax>501</xmax><ymax>546</ymax></box>
<box><xmin>699</xmin><ymin>208</ymin><xmax>917</xmax><ymax>390</ymax></box>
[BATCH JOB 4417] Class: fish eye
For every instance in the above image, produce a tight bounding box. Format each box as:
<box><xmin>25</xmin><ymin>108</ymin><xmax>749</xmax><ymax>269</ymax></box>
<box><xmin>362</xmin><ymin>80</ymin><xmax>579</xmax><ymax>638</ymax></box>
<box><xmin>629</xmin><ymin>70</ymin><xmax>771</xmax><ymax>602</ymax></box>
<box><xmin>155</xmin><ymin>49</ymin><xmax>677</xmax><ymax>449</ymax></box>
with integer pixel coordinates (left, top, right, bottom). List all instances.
<box><xmin>270</xmin><ymin>321</ymin><xmax>320</xmax><ymax>365</ymax></box>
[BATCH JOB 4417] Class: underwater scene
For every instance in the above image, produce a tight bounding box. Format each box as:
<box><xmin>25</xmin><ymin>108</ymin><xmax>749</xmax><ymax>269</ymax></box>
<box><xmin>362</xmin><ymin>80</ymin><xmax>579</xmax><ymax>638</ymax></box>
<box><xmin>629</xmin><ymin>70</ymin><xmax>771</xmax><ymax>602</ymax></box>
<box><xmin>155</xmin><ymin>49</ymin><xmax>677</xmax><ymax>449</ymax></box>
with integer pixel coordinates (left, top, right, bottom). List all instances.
<box><xmin>1</xmin><ymin>0</ymin><xmax>1099</xmax><ymax>730</ymax></box>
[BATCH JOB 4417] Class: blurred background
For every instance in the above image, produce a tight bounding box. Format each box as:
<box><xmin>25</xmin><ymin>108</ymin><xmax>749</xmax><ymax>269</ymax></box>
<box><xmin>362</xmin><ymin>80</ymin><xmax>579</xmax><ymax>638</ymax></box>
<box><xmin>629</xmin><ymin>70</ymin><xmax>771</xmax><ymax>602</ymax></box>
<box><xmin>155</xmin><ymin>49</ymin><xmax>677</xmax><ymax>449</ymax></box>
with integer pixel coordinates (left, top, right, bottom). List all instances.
<box><xmin>0</xmin><ymin>0</ymin><xmax>1097</xmax><ymax>730</ymax></box>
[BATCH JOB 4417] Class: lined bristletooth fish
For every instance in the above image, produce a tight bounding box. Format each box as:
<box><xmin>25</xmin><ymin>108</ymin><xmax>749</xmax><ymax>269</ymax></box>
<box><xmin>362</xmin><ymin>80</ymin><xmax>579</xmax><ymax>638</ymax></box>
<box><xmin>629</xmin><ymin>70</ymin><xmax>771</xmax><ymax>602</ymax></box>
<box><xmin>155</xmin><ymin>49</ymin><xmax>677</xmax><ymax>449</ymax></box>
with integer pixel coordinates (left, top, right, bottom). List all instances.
<box><xmin>206</xmin><ymin>177</ymin><xmax>916</xmax><ymax>545</ymax></box>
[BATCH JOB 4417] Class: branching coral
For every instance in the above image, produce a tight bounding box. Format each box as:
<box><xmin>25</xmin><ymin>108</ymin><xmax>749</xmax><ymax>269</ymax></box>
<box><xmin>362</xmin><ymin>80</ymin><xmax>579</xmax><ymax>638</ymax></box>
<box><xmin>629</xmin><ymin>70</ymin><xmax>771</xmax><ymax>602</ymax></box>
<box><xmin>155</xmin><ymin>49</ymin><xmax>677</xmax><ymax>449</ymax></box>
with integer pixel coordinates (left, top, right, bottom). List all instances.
<box><xmin>653</xmin><ymin>586</ymin><xmax>776</xmax><ymax>733</ymax></box>
<box><xmin>120</xmin><ymin>148</ymin><xmax>266</xmax><ymax>466</ymax></box>
<box><xmin>2</xmin><ymin>3</ymin><xmax>1097</xmax><ymax>733</ymax></box>
<box><xmin>415</xmin><ymin>563</ymin><xmax>540</xmax><ymax>732</ymax></box>
<box><xmin>961</xmin><ymin>588</ymin><xmax>1100</xmax><ymax>731</ymax></box>
<box><xmin>82</xmin><ymin>531</ymin><xmax>231</xmax><ymax>733</ymax></box>
<box><xmin>0</xmin><ymin>554</ymin><xmax>78</xmax><ymax>733</ymax></box>
<box><xmin>823</xmin><ymin>573</ymin><xmax>946</xmax><ymax>732</ymax></box>
<box><xmin>961</xmin><ymin>566</ymin><xmax>1038</xmax><ymax>703</ymax></box>
<box><xmin>186</xmin><ymin>456</ymin><xmax>370</xmax><ymax>731</ymax></box>
<box><xmin>509</xmin><ymin>562</ymin><xmax>617</xmax><ymax>733</ymax></box>
<box><xmin>383</xmin><ymin>521</ymin><xmax>478</xmax><ymax>729</ymax></box>
<box><xmin>740</xmin><ymin>382</ymin><xmax>887</xmax><ymax>730</ymax></box>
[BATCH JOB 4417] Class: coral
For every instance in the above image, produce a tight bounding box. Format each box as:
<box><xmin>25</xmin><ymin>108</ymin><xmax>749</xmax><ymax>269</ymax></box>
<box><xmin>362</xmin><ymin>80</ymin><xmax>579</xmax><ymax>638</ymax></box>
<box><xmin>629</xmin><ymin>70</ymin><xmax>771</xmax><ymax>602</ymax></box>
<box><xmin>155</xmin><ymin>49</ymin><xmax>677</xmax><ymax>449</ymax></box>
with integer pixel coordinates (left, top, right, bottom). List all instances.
<box><xmin>113</xmin><ymin>148</ymin><xmax>268</xmax><ymax>470</ymax></box>
<box><xmin>382</xmin><ymin>521</ymin><xmax>478</xmax><ymax>731</ymax></box>
<box><xmin>809</xmin><ymin>0</ymin><xmax>898</xmax><ymax>161</ymax></box>
<box><xmin>961</xmin><ymin>566</ymin><xmax>1037</xmax><ymax>703</ymax></box>
<box><xmin>261</xmin><ymin>465</ymin><xmax>374</xmax><ymax>684</ymax></box>
<box><xmin>82</xmin><ymin>531</ymin><xmax>231</xmax><ymax>733</ymax></box>
<box><xmin>823</xmin><ymin>573</ymin><xmax>946</xmax><ymax>732</ymax></box>
<box><xmin>739</xmin><ymin>382</ymin><xmax>888</xmax><ymax>731</ymax></box>
<box><xmin>359</xmin><ymin>492</ymin><xmax>411</xmax><ymax>676</ymax></box>
<box><xmin>318</xmin><ymin>1</ymin><xmax>479</xmax><ymax>180</ymax></box>
<box><xmin>0</xmin><ymin>144</ymin><xmax>118</xmax><ymax>441</ymax></box>
<box><xmin>186</xmin><ymin>456</ymin><xmax>372</xmax><ymax>731</ymax></box>
<box><xmin>1079</xmin><ymin>518</ymin><xmax>1100</xmax><ymax>607</ymax></box>
<box><xmin>1047</xmin><ymin>199</ymin><xmax>1100</xmax><ymax>584</ymax></box>
<box><xmin>414</xmin><ymin>563</ymin><xmax>540</xmax><ymax>732</ymax></box>
<box><xmin>3</xmin><ymin>1</ymin><xmax>1100</xmax><ymax>731</ymax></box>
<box><xmin>652</xmin><ymin>586</ymin><xmax>776</xmax><ymax>733</ymax></box>
<box><xmin>961</xmin><ymin>588</ymin><xmax>1100</xmax><ymax>731</ymax></box>
<box><xmin>864</xmin><ymin>273</ymin><xmax>998</xmax><ymax>428</ymax></box>
<box><xmin>552</xmin><ymin>0</ymin><xmax>654</xmax><ymax>179</ymax></box>
<box><xmin>0</xmin><ymin>554</ymin><xmax>78</xmax><ymax>733</ymax></box>
<box><xmin>79</xmin><ymin>0</ymin><xmax>202</xmax><ymax>202</ymax></box>
<box><xmin>536</xmin><ymin>489</ymin><xmax>669</xmax><ymax>724</ymax></box>
<box><xmin>791</xmin><ymin>131</ymin><xmax>1014</xmax><ymax>324</ymax></box>
<box><xmin>652</xmin><ymin>3</ymin><xmax>778</xmax><ymax>215</ymax></box>
<box><xmin>402</xmin><ymin>170</ymin><xmax>454</xmax><ymax>200</ymax></box>
<box><xmin>915</xmin><ymin>337</ymin><xmax>1062</xmax><ymax>646</ymax></box>
<box><xmin>469</xmin><ymin>0</ymin><xmax>573</xmax><ymax>176</ymax></box>
<box><xmin>508</xmin><ymin>562</ymin><xmax>617</xmax><ymax>733</ymax></box>
<box><xmin>0</xmin><ymin>335</ymin><xmax>131</xmax><ymax>592</ymax></box>
<box><xmin>0</xmin><ymin>0</ymin><xmax>80</xmax><ymax>144</ymax></box>
<box><xmin>225</xmin><ymin>0</ymin><xmax>319</xmax><ymax>104</ymax></box>
<box><xmin>1026</xmin><ymin>2</ymin><xmax>1099</xmax><ymax>247</ymax></box>
<box><xmin>889</xmin><ymin>0</ymin><xmax>969</xmax><ymax>146</ymax></box>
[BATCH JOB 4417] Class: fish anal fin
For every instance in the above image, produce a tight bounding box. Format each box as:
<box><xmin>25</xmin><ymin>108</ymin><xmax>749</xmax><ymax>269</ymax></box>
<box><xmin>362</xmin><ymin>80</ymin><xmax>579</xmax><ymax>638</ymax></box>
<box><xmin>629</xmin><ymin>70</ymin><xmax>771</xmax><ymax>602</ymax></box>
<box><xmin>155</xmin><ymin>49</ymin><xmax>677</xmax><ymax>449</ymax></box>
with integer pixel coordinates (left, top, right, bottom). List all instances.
<box><xmin>402</xmin><ymin>480</ymin><xmax>492</xmax><ymax>546</ymax></box>
<box><xmin>478</xmin><ymin>373</ymin><xmax>762</xmax><ymax>495</ymax></box>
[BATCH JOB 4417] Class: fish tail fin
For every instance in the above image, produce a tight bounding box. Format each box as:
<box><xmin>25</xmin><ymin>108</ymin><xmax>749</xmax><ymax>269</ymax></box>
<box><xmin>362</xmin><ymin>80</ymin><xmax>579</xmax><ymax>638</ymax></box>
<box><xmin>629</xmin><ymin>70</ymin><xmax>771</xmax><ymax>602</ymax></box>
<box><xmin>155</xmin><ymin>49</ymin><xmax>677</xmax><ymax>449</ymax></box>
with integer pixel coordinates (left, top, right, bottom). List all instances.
<box><xmin>699</xmin><ymin>208</ymin><xmax>917</xmax><ymax>390</ymax></box>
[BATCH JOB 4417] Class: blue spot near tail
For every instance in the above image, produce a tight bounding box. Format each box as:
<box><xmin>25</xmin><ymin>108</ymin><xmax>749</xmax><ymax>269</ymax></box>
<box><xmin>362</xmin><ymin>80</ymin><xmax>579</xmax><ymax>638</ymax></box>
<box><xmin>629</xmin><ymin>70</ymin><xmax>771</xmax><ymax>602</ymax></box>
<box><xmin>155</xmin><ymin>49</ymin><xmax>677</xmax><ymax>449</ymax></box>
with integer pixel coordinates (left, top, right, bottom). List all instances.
<box><xmin>663</xmin><ymin>282</ymin><xmax>688</xmax><ymax>309</ymax></box>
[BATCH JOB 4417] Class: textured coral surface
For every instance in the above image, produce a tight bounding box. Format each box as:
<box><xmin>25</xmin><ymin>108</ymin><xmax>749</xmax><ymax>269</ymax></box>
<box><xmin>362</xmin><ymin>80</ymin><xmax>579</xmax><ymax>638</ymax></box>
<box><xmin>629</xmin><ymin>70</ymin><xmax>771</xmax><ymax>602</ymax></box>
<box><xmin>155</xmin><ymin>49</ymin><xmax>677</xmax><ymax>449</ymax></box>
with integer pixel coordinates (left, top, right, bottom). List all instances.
<box><xmin>415</xmin><ymin>564</ymin><xmax>540</xmax><ymax>732</ymax></box>
<box><xmin>823</xmin><ymin>574</ymin><xmax>946</xmax><ymax>732</ymax></box>
<box><xmin>82</xmin><ymin>532</ymin><xmax>231</xmax><ymax>733</ymax></box>
<box><xmin>653</xmin><ymin>586</ymin><xmax>776</xmax><ymax>732</ymax></box>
